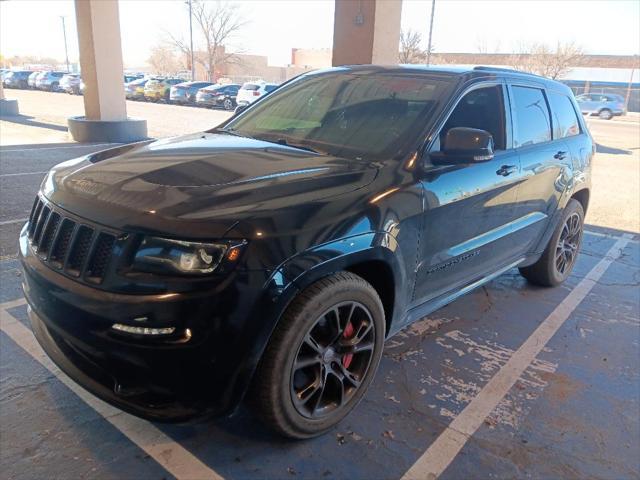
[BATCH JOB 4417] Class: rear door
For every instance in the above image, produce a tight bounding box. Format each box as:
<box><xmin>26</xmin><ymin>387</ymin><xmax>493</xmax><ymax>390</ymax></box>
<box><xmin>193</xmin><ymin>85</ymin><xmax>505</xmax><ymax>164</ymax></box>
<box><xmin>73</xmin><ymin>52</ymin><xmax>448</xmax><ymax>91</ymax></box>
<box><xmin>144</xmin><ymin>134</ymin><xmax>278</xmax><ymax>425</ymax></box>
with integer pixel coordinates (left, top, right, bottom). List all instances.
<box><xmin>413</xmin><ymin>81</ymin><xmax>522</xmax><ymax>306</ymax></box>
<box><xmin>507</xmin><ymin>83</ymin><xmax>573</xmax><ymax>253</ymax></box>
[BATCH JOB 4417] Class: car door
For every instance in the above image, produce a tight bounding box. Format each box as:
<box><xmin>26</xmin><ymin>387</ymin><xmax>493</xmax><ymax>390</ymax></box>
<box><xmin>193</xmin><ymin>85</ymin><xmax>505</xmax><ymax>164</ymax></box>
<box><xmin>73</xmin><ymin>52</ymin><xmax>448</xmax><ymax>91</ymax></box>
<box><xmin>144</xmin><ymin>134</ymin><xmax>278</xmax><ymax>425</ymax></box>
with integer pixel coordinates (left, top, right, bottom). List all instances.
<box><xmin>507</xmin><ymin>82</ymin><xmax>573</xmax><ymax>254</ymax></box>
<box><xmin>412</xmin><ymin>81</ymin><xmax>522</xmax><ymax>307</ymax></box>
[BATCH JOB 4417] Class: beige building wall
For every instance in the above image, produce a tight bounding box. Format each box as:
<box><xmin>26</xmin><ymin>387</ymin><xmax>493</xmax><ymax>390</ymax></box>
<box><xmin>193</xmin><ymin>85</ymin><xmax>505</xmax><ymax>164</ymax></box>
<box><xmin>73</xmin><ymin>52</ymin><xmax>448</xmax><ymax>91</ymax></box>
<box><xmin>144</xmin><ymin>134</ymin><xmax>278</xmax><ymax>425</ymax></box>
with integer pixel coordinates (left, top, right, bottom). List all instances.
<box><xmin>291</xmin><ymin>48</ymin><xmax>332</xmax><ymax>68</ymax></box>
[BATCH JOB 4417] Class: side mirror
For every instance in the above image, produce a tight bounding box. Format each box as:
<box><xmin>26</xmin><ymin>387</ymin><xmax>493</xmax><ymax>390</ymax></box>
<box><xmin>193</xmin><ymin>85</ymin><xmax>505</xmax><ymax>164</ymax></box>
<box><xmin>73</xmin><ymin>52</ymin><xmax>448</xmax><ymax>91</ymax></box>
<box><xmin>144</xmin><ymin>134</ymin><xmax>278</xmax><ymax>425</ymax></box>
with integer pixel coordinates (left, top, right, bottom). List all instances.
<box><xmin>432</xmin><ymin>127</ymin><xmax>494</xmax><ymax>165</ymax></box>
<box><xmin>234</xmin><ymin>104</ymin><xmax>249</xmax><ymax>115</ymax></box>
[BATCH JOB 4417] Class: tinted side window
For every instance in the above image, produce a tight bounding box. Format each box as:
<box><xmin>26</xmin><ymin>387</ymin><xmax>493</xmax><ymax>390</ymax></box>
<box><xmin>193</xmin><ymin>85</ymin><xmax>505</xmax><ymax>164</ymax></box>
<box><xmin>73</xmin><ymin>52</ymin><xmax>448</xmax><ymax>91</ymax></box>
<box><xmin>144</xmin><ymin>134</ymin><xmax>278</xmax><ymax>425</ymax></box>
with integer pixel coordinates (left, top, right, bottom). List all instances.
<box><xmin>441</xmin><ymin>85</ymin><xmax>506</xmax><ymax>150</ymax></box>
<box><xmin>548</xmin><ymin>92</ymin><xmax>580</xmax><ymax>139</ymax></box>
<box><xmin>512</xmin><ymin>86</ymin><xmax>551</xmax><ymax>147</ymax></box>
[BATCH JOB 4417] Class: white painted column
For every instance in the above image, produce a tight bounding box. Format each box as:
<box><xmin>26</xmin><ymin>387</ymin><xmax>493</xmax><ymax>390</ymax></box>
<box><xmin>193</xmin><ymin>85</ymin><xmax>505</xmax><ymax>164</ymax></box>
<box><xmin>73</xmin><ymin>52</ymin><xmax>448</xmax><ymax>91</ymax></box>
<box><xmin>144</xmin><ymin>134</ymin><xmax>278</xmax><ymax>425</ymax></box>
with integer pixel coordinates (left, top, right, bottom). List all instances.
<box><xmin>332</xmin><ymin>0</ymin><xmax>403</xmax><ymax>66</ymax></box>
<box><xmin>74</xmin><ymin>0</ymin><xmax>127</xmax><ymax>121</ymax></box>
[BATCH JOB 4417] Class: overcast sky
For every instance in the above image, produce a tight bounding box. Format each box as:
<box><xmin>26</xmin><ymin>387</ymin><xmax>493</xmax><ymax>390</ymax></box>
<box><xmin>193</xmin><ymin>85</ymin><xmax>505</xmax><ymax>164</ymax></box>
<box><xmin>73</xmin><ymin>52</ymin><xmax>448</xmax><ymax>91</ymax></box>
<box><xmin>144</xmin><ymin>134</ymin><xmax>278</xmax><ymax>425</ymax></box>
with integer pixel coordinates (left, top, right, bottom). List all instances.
<box><xmin>1</xmin><ymin>0</ymin><xmax>638</xmax><ymax>68</ymax></box>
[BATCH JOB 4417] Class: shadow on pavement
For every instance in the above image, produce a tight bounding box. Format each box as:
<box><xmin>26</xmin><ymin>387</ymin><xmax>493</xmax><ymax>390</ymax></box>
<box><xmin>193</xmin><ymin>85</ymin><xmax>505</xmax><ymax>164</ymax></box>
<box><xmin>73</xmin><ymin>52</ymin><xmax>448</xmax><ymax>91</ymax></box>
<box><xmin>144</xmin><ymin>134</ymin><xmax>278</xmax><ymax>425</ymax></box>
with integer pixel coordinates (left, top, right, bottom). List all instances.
<box><xmin>1</xmin><ymin>114</ymin><xmax>68</xmax><ymax>133</ymax></box>
<box><xmin>596</xmin><ymin>143</ymin><xmax>632</xmax><ymax>155</ymax></box>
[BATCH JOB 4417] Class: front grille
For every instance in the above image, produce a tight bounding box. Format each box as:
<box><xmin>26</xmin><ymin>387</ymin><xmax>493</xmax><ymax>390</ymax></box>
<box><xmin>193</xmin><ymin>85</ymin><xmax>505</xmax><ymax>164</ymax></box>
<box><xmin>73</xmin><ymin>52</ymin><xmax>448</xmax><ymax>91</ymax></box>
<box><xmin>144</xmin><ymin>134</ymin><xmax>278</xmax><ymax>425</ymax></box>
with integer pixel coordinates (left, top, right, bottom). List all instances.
<box><xmin>27</xmin><ymin>196</ymin><xmax>117</xmax><ymax>285</ymax></box>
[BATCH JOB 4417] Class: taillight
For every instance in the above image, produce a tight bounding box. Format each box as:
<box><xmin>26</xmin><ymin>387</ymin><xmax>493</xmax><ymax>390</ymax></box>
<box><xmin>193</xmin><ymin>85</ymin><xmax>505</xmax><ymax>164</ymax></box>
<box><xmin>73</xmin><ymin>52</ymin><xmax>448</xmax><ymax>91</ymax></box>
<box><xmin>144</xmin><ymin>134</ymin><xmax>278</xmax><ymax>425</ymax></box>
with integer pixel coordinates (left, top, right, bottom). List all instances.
<box><xmin>253</xmin><ymin>91</ymin><xmax>260</xmax><ymax>96</ymax></box>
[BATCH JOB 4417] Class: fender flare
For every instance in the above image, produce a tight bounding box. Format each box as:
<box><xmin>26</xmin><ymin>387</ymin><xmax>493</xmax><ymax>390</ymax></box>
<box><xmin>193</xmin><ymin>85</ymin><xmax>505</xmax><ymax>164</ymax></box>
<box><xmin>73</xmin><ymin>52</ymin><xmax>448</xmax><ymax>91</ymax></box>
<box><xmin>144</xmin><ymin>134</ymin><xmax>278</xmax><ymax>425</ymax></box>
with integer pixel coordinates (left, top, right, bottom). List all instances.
<box><xmin>226</xmin><ymin>231</ymin><xmax>405</xmax><ymax>411</ymax></box>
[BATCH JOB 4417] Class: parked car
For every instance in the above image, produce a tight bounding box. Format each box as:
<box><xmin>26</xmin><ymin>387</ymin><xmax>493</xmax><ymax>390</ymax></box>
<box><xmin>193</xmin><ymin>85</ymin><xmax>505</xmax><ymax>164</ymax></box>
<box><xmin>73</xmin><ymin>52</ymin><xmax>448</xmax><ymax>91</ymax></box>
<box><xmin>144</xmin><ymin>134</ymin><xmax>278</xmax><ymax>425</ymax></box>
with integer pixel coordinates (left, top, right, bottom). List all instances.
<box><xmin>27</xmin><ymin>71</ymin><xmax>42</xmax><ymax>89</ymax></box>
<box><xmin>235</xmin><ymin>81</ymin><xmax>279</xmax><ymax>106</ymax></box>
<box><xmin>576</xmin><ymin>93</ymin><xmax>626</xmax><ymax>120</ymax></box>
<box><xmin>20</xmin><ymin>65</ymin><xmax>592</xmax><ymax>439</ymax></box>
<box><xmin>144</xmin><ymin>77</ymin><xmax>183</xmax><ymax>102</ymax></box>
<box><xmin>35</xmin><ymin>71</ymin><xmax>67</xmax><ymax>91</ymax></box>
<box><xmin>170</xmin><ymin>81</ymin><xmax>214</xmax><ymax>105</ymax></box>
<box><xmin>2</xmin><ymin>70</ymin><xmax>32</xmax><ymax>89</ymax></box>
<box><xmin>195</xmin><ymin>83</ymin><xmax>240</xmax><ymax>110</ymax></box>
<box><xmin>124</xmin><ymin>78</ymin><xmax>148</xmax><ymax>100</ymax></box>
<box><xmin>60</xmin><ymin>73</ymin><xmax>82</xmax><ymax>95</ymax></box>
<box><xmin>124</xmin><ymin>74</ymin><xmax>144</xmax><ymax>84</ymax></box>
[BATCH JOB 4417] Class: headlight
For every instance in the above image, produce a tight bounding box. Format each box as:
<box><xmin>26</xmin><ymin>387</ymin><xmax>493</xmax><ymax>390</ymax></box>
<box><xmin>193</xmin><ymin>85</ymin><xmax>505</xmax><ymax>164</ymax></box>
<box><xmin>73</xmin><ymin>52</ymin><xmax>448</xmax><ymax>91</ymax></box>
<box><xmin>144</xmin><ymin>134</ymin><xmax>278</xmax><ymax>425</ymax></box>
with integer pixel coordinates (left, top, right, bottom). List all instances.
<box><xmin>132</xmin><ymin>237</ymin><xmax>246</xmax><ymax>275</ymax></box>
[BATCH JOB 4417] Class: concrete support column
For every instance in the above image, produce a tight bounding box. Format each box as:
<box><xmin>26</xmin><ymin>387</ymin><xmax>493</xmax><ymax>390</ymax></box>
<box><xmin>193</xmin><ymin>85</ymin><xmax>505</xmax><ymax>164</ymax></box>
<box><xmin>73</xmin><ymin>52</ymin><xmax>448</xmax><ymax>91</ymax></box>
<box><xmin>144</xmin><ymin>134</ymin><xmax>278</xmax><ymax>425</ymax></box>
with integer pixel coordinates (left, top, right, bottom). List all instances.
<box><xmin>0</xmin><ymin>79</ymin><xmax>20</xmax><ymax>116</ymax></box>
<box><xmin>332</xmin><ymin>0</ymin><xmax>402</xmax><ymax>66</ymax></box>
<box><xmin>68</xmin><ymin>0</ymin><xmax>146</xmax><ymax>142</ymax></box>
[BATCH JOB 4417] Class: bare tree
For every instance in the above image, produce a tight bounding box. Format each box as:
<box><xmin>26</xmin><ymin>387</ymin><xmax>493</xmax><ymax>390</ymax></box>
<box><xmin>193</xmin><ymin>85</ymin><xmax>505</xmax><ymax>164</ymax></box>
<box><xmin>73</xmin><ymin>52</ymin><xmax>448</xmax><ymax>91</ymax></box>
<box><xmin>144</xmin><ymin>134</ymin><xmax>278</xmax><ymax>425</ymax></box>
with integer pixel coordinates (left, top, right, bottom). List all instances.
<box><xmin>147</xmin><ymin>44</ymin><xmax>184</xmax><ymax>76</ymax></box>
<box><xmin>167</xmin><ymin>1</ymin><xmax>246</xmax><ymax>81</ymax></box>
<box><xmin>510</xmin><ymin>41</ymin><xmax>583</xmax><ymax>79</ymax></box>
<box><xmin>399</xmin><ymin>29</ymin><xmax>430</xmax><ymax>64</ymax></box>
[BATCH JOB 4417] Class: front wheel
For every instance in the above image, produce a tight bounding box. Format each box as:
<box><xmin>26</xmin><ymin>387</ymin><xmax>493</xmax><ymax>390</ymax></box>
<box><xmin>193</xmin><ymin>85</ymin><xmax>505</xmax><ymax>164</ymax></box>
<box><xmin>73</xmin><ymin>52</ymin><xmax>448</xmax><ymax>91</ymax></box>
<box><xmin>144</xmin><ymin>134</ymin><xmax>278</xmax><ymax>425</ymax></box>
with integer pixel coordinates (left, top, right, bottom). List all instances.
<box><xmin>251</xmin><ymin>272</ymin><xmax>385</xmax><ymax>439</ymax></box>
<box><xmin>519</xmin><ymin>199</ymin><xmax>584</xmax><ymax>287</ymax></box>
<box><xmin>598</xmin><ymin>109</ymin><xmax>613</xmax><ymax>120</ymax></box>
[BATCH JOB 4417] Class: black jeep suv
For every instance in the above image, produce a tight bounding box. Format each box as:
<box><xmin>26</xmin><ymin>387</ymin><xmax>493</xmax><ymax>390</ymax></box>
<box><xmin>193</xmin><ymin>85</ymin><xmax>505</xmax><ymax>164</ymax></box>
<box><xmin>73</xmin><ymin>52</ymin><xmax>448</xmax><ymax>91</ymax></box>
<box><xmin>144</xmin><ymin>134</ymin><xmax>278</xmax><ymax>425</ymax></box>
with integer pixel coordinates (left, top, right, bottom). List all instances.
<box><xmin>20</xmin><ymin>65</ymin><xmax>592</xmax><ymax>438</ymax></box>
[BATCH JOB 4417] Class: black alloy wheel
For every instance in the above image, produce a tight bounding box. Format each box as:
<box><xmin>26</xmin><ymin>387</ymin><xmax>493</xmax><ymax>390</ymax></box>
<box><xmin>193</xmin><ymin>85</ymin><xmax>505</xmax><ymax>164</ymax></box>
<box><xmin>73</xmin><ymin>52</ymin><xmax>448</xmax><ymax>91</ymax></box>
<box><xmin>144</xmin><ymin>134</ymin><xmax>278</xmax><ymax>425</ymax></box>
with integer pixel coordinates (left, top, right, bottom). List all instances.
<box><xmin>251</xmin><ymin>272</ymin><xmax>385</xmax><ymax>438</ymax></box>
<box><xmin>291</xmin><ymin>301</ymin><xmax>375</xmax><ymax>419</ymax></box>
<box><xmin>519</xmin><ymin>198</ymin><xmax>584</xmax><ymax>286</ymax></box>
<box><xmin>555</xmin><ymin>212</ymin><xmax>581</xmax><ymax>275</ymax></box>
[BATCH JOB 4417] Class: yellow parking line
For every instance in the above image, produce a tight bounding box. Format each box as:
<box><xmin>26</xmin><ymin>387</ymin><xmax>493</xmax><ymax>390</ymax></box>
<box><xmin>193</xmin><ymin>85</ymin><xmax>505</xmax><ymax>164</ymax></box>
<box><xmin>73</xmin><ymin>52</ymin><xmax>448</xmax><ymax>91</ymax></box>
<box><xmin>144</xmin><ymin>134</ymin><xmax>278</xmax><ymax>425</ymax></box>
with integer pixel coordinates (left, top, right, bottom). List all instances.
<box><xmin>0</xmin><ymin>302</ymin><xmax>223</xmax><ymax>480</ymax></box>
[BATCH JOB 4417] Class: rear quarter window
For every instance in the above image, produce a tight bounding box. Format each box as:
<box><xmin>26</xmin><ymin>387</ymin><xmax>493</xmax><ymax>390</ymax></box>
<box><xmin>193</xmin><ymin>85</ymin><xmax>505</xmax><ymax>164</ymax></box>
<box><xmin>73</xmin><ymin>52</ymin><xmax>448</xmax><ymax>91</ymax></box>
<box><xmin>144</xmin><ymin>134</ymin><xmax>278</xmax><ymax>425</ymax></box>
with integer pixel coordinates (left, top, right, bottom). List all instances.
<box><xmin>241</xmin><ymin>83</ymin><xmax>260</xmax><ymax>91</ymax></box>
<box><xmin>548</xmin><ymin>92</ymin><xmax>581</xmax><ymax>139</ymax></box>
<box><xmin>511</xmin><ymin>86</ymin><xmax>552</xmax><ymax>147</ymax></box>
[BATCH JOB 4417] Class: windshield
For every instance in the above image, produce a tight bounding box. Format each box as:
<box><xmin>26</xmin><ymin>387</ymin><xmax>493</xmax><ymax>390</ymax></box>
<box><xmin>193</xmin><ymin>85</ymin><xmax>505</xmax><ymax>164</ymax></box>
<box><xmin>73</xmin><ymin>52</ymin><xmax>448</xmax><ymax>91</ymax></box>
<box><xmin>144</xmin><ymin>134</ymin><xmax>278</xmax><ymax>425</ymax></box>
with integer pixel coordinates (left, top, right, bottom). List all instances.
<box><xmin>224</xmin><ymin>71</ymin><xmax>453</xmax><ymax>161</ymax></box>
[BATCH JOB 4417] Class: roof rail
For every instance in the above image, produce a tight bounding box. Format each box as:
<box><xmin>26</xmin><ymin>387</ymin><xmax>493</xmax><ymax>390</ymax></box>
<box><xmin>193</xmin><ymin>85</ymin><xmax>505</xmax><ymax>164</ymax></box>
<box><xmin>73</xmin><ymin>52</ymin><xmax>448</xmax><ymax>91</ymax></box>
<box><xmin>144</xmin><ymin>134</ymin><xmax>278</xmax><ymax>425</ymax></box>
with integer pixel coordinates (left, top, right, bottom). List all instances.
<box><xmin>473</xmin><ymin>66</ymin><xmax>522</xmax><ymax>73</ymax></box>
<box><xmin>473</xmin><ymin>65</ymin><xmax>548</xmax><ymax>79</ymax></box>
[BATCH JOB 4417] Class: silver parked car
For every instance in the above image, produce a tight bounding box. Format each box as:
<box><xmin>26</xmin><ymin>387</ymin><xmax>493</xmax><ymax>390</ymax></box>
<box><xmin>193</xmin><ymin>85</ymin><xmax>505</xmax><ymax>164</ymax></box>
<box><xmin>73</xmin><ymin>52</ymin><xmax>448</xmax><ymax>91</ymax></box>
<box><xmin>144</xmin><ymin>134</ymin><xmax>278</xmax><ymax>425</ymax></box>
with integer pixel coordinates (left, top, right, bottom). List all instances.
<box><xmin>60</xmin><ymin>74</ymin><xmax>82</xmax><ymax>95</ymax></box>
<box><xmin>35</xmin><ymin>71</ymin><xmax>67</xmax><ymax>91</ymax></box>
<box><xmin>576</xmin><ymin>93</ymin><xmax>626</xmax><ymax>120</ymax></box>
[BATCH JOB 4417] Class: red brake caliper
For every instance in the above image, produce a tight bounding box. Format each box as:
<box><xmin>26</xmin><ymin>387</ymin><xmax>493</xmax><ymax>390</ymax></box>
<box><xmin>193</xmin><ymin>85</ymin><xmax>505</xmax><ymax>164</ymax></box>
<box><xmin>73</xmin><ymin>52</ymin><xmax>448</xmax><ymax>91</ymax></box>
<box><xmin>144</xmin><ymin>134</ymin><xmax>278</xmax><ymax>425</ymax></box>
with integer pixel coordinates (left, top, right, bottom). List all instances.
<box><xmin>342</xmin><ymin>322</ymin><xmax>355</xmax><ymax>369</ymax></box>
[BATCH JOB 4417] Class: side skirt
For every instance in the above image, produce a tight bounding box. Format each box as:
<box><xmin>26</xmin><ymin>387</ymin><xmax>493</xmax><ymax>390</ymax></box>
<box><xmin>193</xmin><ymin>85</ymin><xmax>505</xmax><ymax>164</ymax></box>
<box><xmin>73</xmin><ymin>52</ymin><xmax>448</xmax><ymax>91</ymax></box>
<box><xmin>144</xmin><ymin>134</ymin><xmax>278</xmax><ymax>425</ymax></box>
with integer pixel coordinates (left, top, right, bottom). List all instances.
<box><xmin>390</xmin><ymin>257</ymin><xmax>525</xmax><ymax>337</ymax></box>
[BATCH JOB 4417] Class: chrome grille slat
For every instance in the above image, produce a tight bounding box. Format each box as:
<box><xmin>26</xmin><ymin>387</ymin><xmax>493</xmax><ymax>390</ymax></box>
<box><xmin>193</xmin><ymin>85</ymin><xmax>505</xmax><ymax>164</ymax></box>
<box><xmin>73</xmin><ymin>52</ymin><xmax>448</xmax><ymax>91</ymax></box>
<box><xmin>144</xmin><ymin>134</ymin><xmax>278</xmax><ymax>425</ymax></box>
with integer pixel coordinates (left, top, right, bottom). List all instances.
<box><xmin>28</xmin><ymin>198</ymin><xmax>43</xmax><ymax>238</ymax></box>
<box><xmin>32</xmin><ymin>206</ymin><xmax>51</xmax><ymax>248</ymax></box>
<box><xmin>38</xmin><ymin>212</ymin><xmax>61</xmax><ymax>257</ymax></box>
<box><xmin>27</xmin><ymin>195</ymin><xmax>117</xmax><ymax>285</ymax></box>
<box><xmin>66</xmin><ymin>225</ymin><xmax>95</xmax><ymax>276</ymax></box>
<box><xmin>50</xmin><ymin>218</ymin><xmax>76</xmax><ymax>268</ymax></box>
<box><xmin>86</xmin><ymin>233</ymin><xmax>116</xmax><ymax>282</ymax></box>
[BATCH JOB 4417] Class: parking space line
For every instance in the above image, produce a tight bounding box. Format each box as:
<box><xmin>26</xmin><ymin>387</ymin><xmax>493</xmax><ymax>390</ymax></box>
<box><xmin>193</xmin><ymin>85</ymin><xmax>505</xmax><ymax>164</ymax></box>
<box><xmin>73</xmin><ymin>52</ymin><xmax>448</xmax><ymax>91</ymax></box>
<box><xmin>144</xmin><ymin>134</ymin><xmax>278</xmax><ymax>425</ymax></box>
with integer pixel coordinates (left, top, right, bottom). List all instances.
<box><xmin>0</xmin><ymin>218</ymin><xmax>28</xmax><ymax>226</ymax></box>
<box><xmin>0</xmin><ymin>302</ymin><xmax>224</xmax><ymax>480</ymax></box>
<box><xmin>0</xmin><ymin>143</ymin><xmax>117</xmax><ymax>153</ymax></box>
<box><xmin>585</xmin><ymin>229</ymin><xmax>639</xmax><ymax>244</ymax></box>
<box><xmin>402</xmin><ymin>233</ymin><xmax>633</xmax><ymax>480</ymax></box>
<box><xmin>0</xmin><ymin>171</ymin><xmax>48</xmax><ymax>178</ymax></box>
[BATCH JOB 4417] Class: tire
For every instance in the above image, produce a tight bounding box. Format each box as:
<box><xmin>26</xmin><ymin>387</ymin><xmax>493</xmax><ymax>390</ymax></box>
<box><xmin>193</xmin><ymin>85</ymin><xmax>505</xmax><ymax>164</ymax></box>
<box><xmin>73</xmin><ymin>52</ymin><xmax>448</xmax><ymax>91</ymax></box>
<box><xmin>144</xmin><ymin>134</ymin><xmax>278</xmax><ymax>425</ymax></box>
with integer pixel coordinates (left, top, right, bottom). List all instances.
<box><xmin>223</xmin><ymin>98</ymin><xmax>233</xmax><ymax>110</ymax></box>
<box><xmin>251</xmin><ymin>272</ymin><xmax>385</xmax><ymax>439</ymax></box>
<box><xmin>519</xmin><ymin>199</ymin><xmax>584</xmax><ymax>287</ymax></box>
<box><xmin>598</xmin><ymin>109</ymin><xmax>613</xmax><ymax>120</ymax></box>
<box><xmin>50</xmin><ymin>82</ymin><xmax>59</xmax><ymax>92</ymax></box>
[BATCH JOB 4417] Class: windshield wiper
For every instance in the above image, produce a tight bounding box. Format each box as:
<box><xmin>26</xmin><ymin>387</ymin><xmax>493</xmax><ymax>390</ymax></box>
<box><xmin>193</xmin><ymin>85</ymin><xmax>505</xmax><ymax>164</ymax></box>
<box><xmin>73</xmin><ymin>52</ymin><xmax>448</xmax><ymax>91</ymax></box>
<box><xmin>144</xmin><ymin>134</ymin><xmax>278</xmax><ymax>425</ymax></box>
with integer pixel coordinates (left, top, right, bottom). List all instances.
<box><xmin>210</xmin><ymin>127</ymin><xmax>251</xmax><ymax>139</ymax></box>
<box><xmin>274</xmin><ymin>138</ymin><xmax>322</xmax><ymax>155</ymax></box>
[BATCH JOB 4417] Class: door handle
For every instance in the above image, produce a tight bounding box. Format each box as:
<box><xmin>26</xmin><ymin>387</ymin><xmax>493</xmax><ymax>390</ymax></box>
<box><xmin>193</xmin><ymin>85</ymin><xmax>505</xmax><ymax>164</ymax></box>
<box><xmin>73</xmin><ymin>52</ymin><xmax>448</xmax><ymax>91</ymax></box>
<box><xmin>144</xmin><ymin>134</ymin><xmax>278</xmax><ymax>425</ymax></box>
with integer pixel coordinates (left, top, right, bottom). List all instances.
<box><xmin>554</xmin><ymin>151</ymin><xmax>567</xmax><ymax>160</ymax></box>
<box><xmin>496</xmin><ymin>164</ymin><xmax>517</xmax><ymax>176</ymax></box>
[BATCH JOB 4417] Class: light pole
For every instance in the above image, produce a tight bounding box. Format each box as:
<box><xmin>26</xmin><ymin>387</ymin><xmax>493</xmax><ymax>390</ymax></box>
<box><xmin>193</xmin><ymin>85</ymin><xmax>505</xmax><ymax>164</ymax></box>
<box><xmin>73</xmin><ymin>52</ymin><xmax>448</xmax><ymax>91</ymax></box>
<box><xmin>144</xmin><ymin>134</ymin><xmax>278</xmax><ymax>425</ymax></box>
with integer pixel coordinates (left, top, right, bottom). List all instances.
<box><xmin>426</xmin><ymin>0</ymin><xmax>436</xmax><ymax>66</ymax></box>
<box><xmin>60</xmin><ymin>16</ymin><xmax>70</xmax><ymax>72</ymax></box>
<box><xmin>187</xmin><ymin>0</ymin><xmax>195</xmax><ymax>81</ymax></box>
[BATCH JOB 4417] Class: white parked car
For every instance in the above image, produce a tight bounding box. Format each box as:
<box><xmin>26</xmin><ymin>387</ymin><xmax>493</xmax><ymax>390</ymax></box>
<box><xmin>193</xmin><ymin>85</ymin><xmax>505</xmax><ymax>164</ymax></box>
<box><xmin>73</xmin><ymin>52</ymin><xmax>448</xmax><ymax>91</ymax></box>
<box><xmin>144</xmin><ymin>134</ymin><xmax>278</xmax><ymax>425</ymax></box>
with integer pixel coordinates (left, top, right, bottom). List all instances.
<box><xmin>235</xmin><ymin>81</ymin><xmax>279</xmax><ymax>106</ymax></box>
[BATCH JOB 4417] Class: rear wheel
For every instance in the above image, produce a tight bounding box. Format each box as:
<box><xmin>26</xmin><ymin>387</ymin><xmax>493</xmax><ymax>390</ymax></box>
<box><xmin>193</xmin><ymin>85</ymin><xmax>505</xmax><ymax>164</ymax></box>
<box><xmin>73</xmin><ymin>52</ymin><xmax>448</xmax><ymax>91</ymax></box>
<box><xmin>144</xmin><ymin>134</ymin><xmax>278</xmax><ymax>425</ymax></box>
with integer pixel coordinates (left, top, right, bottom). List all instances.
<box><xmin>519</xmin><ymin>199</ymin><xmax>584</xmax><ymax>286</ymax></box>
<box><xmin>251</xmin><ymin>272</ymin><xmax>385</xmax><ymax>439</ymax></box>
<box><xmin>598</xmin><ymin>109</ymin><xmax>613</xmax><ymax>120</ymax></box>
<box><xmin>223</xmin><ymin>98</ymin><xmax>233</xmax><ymax>110</ymax></box>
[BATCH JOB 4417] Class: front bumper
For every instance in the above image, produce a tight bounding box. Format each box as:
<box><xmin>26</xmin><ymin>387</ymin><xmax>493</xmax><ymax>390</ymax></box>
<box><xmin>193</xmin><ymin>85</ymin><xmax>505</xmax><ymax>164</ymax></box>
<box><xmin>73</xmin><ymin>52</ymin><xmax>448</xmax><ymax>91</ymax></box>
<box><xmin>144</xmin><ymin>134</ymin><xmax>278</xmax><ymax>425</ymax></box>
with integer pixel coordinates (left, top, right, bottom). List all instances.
<box><xmin>19</xmin><ymin>223</ymin><xmax>273</xmax><ymax>422</ymax></box>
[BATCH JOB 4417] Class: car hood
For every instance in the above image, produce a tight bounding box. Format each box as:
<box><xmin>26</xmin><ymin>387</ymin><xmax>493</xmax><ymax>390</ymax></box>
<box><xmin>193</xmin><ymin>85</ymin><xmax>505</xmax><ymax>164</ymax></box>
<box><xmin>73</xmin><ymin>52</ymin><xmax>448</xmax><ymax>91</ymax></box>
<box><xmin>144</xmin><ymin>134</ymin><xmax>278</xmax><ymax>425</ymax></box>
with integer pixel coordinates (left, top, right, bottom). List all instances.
<box><xmin>42</xmin><ymin>133</ymin><xmax>379</xmax><ymax>238</ymax></box>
